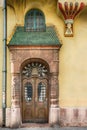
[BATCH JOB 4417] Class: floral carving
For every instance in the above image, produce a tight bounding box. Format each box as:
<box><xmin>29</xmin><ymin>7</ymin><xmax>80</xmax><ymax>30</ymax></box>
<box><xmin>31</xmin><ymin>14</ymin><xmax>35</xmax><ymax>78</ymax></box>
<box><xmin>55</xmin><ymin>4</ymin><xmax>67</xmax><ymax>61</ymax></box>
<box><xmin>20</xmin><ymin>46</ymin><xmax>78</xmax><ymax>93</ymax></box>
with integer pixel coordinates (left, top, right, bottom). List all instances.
<box><xmin>12</xmin><ymin>75</ymin><xmax>20</xmax><ymax>100</ymax></box>
<box><xmin>22</xmin><ymin>62</ymin><xmax>48</xmax><ymax>77</ymax></box>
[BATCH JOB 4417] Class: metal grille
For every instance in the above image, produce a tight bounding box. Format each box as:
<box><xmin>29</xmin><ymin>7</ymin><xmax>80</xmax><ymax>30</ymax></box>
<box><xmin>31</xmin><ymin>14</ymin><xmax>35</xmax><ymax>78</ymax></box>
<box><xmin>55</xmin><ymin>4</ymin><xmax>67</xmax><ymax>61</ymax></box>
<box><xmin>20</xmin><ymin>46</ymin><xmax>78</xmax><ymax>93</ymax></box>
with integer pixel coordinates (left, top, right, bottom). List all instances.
<box><xmin>25</xmin><ymin>9</ymin><xmax>46</xmax><ymax>32</ymax></box>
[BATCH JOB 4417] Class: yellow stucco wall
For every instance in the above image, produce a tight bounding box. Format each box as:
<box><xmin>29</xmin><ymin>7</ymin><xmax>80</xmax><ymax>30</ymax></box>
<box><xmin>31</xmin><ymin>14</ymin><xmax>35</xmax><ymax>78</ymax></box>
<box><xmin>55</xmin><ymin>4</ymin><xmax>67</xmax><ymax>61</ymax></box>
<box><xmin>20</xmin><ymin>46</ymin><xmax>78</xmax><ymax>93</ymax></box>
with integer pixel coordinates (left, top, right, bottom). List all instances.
<box><xmin>0</xmin><ymin>0</ymin><xmax>3</xmax><ymax>7</ymax></box>
<box><xmin>59</xmin><ymin>0</ymin><xmax>87</xmax><ymax>3</ymax></box>
<box><xmin>6</xmin><ymin>1</ymin><xmax>87</xmax><ymax>107</ymax></box>
<box><xmin>59</xmin><ymin>8</ymin><xmax>87</xmax><ymax>107</ymax></box>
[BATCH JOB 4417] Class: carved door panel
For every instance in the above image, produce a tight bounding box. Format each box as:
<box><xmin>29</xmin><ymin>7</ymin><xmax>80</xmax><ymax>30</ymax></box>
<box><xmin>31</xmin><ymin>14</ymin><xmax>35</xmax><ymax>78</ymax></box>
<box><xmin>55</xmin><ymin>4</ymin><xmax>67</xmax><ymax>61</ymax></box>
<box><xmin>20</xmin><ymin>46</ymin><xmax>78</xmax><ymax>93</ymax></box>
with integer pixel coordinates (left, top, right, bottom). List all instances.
<box><xmin>22</xmin><ymin>77</ymin><xmax>48</xmax><ymax>123</ymax></box>
<box><xmin>35</xmin><ymin>78</ymin><xmax>48</xmax><ymax>122</ymax></box>
<box><xmin>22</xmin><ymin>78</ymin><xmax>35</xmax><ymax>122</ymax></box>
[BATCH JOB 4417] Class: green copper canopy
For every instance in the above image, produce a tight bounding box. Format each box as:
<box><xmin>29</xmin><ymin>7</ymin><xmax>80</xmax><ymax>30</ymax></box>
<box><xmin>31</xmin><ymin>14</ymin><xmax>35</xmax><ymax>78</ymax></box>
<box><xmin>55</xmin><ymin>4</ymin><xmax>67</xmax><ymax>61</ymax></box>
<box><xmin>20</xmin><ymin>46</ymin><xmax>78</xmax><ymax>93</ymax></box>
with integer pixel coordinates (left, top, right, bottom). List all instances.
<box><xmin>9</xmin><ymin>26</ymin><xmax>61</xmax><ymax>46</ymax></box>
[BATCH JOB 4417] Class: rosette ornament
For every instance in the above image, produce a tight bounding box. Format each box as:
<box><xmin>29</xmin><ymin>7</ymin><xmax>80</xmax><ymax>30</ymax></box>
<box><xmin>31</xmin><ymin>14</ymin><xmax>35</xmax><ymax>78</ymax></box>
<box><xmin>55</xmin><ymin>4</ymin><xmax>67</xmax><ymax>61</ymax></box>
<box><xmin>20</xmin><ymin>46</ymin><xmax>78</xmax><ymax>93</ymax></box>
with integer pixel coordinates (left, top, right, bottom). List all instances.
<box><xmin>58</xmin><ymin>2</ymin><xmax>85</xmax><ymax>37</ymax></box>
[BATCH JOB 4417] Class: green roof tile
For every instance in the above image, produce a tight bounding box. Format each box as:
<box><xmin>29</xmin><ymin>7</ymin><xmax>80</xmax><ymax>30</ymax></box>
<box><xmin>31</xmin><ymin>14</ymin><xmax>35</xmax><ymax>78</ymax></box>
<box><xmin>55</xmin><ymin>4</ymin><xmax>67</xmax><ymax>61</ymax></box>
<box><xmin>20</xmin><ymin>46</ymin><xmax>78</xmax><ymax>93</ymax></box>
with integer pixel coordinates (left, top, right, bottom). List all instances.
<box><xmin>9</xmin><ymin>26</ymin><xmax>61</xmax><ymax>46</ymax></box>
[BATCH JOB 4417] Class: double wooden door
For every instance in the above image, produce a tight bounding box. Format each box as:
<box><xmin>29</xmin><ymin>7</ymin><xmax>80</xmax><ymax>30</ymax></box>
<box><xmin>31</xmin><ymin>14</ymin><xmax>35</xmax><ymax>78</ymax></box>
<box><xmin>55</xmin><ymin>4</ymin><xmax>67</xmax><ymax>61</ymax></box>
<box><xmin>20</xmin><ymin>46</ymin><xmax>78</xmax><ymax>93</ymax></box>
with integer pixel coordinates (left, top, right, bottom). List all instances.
<box><xmin>22</xmin><ymin>77</ymin><xmax>49</xmax><ymax>123</ymax></box>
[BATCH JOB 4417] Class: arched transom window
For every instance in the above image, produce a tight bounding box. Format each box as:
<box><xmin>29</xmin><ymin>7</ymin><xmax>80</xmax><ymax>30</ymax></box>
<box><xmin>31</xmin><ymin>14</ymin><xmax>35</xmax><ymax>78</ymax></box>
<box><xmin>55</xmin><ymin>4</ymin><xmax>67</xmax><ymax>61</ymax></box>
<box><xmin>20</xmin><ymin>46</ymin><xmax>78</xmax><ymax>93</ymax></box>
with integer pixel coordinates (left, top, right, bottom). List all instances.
<box><xmin>25</xmin><ymin>9</ymin><xmax>46</xmax><ymax>32</ymax></box>
<box><xmin>22</xmin><ymin>61</ymin><xmax>48</xmax><ymax>77</ymax></box>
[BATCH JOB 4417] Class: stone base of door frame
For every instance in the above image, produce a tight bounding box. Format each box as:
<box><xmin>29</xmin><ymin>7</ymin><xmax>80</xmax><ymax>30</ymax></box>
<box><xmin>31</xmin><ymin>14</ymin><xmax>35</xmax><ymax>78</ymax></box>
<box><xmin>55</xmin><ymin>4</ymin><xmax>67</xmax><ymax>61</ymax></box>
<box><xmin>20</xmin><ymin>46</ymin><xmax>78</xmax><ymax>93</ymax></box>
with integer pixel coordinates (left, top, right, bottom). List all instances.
<box><xmin>4</xmin><ymin>107</ymin><xmax>87</xmax><ymax>128</ymax></box>
<box><xmin>49</xmin><ymin>107</ymin><xmax>60</xmax><ymax>125</ymax></box>
<box><xmin>6</xmin><ymin>107</ymin><xmax>21</xmax><ymax>128</ymax></box>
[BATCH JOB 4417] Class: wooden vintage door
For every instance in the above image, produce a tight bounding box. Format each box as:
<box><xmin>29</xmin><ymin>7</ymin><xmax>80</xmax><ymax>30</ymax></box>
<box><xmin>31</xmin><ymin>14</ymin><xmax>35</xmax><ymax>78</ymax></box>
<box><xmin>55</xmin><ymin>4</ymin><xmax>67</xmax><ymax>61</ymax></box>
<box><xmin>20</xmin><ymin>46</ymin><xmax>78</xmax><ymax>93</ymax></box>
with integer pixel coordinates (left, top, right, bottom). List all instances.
<box><xmin>22</xmin><ymin>61</ymin><xmax>49</xmax><ymax>123</ymax></box>
<box><xmin>22</xmin><ymin>77</ymin><xmax>35</xmax><ymax>122</ymax></box>
<box><xmin>22</xmin><ymin>76</ymin><xmax>48</xmax><ymax>123</ymax></box>
<box><xmin>35</xmin><ymin>78</ymin><xmax>48</xmax><ymax>122</ymax></box>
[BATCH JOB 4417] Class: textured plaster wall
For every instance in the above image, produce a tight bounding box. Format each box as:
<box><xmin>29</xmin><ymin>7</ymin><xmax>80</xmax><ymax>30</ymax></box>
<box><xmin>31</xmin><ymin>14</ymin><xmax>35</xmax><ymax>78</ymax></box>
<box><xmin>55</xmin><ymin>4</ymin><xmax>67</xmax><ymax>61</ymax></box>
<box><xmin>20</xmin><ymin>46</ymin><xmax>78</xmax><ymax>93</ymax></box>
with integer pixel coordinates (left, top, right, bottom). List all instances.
<box><xmin>6</xmin><ymin>0</ymin><xmax>87</xmax><ymax>107</ymax></box>
<box><xmin>0</xmin><ymin>1</ymin><xmax>3</xmax><ymax>7</ymax></box>
<box><xmin>59</xmin><ymin>0</ymin><xmax>87</xmax><ymax>3</ymax></box>
<box><xmin>59</xmin><ymin>7</ymin><xmax>87</xmax><ymax>107</ymax></box>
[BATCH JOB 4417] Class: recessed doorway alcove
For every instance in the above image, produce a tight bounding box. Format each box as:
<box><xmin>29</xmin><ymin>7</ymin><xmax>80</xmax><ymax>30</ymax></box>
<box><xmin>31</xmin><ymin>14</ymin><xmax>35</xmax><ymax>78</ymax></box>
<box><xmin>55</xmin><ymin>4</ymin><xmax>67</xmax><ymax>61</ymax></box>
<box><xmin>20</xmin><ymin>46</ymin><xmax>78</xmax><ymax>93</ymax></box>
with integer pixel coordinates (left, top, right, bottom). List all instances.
<box><xmin>8</xmin><ymin>25</ymin><xmax>62</xmax><ymax>127</ymax></box>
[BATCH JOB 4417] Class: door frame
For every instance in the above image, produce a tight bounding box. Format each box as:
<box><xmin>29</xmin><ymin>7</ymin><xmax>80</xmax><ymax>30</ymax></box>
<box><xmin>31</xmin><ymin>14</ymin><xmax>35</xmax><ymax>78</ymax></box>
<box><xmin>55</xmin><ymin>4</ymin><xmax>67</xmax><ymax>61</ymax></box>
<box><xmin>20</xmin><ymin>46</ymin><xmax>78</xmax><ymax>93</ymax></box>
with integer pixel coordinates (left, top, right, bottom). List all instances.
<box><xmin>9</xmin><ymin>46</ymin><xmax>60</xmax><ymax>127</ymax></box>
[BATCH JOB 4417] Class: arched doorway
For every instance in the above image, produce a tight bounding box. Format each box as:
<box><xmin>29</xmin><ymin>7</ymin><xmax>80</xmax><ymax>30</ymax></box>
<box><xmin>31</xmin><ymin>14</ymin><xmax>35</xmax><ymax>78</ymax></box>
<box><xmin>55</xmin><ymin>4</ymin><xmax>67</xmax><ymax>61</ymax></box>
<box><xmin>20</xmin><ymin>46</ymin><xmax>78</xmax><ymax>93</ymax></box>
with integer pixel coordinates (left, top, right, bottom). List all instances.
<box><xmin>21</xmin><ymin>59</ymin><xmax>49</xmax><ymax>123</ymax></box>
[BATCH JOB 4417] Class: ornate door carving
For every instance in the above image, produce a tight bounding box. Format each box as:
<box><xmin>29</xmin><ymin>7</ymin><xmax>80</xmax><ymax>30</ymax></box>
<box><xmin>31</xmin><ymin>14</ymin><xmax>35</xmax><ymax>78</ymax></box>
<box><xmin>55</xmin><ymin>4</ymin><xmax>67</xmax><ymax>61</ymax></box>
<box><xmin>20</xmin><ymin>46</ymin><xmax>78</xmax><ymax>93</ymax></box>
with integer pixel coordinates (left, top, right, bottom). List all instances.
<box><xmin>22</xmin><ymin>61</ymin><xmax>49</xmax><ymax>123</ymax></box>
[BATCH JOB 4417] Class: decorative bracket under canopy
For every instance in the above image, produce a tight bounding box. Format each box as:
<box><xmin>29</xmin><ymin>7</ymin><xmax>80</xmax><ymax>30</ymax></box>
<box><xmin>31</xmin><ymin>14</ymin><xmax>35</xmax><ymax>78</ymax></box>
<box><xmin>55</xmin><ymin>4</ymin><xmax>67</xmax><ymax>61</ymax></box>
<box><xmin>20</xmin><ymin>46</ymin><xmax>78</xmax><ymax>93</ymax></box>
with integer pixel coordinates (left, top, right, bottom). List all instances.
<box><xmin>58</xmin><ymin>1</ymin><xmax>85</xmax><ymax>37</ymax></box>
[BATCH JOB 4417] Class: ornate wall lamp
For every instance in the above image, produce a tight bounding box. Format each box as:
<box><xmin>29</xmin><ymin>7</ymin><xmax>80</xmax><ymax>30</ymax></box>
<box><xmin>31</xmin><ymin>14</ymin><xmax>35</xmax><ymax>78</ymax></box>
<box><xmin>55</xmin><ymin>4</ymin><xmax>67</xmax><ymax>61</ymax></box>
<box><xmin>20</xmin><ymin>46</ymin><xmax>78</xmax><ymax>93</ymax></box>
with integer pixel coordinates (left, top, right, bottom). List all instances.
<box><xmin>58</xmin><ymin>2</ymin><xmax>85</xmax><ymax>37</ymax></box>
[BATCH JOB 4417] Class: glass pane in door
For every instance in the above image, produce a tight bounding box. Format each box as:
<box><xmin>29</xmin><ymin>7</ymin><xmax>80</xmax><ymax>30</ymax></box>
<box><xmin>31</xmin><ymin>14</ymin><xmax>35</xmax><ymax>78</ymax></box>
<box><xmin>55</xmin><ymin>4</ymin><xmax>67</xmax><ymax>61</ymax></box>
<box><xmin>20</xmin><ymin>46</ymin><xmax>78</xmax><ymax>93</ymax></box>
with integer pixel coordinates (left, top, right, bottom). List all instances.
<box><xmin>24</xmin><ymin>82</ymin><xmax>33</xmax><ymax>102</ymax></box>
<box><xmin>38</xmin><ymin>82</ymin><xmax>46</xmax><ymax>102</ymax></box>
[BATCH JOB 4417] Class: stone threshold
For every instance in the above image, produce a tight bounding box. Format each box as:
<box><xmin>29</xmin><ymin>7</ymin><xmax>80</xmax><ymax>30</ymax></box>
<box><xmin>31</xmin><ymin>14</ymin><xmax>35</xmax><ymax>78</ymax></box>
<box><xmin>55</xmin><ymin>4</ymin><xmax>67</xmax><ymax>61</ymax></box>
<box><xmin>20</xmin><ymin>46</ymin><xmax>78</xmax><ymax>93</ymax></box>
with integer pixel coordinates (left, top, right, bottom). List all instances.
<box><xmin>21</xmin><ymin>123</ymin><xmax>50</xmax><ymax>128</ymax></box>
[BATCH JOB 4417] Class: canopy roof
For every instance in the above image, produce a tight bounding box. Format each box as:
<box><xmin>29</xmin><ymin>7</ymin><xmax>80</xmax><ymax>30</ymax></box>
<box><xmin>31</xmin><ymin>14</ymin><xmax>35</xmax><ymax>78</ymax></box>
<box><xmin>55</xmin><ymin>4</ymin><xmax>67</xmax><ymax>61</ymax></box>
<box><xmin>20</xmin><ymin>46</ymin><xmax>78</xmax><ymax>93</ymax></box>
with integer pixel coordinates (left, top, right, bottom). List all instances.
<box><xmin>9</xmin><ymin>26</ymin><xmax>61</xmax><ymax>46</ymax></box>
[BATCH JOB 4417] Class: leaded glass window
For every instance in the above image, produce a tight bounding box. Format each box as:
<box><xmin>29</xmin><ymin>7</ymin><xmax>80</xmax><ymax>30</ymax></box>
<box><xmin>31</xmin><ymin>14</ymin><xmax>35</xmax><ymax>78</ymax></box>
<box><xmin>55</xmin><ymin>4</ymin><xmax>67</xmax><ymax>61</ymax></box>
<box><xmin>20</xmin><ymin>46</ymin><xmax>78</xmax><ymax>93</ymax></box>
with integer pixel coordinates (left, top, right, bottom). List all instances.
<box><xmin>25</xmin><ymin>9</ymin><xmax>46</xmax><ymax>32</ymax></box>
<box><xmin>38</xmin><ymin>82</ymin><xmax>46</xmax><ymax>102</ymax></box>
<box><xmin>25</xmin><ymin>82</ymin><xmax>32</xmax><ymax>102</ymax></box>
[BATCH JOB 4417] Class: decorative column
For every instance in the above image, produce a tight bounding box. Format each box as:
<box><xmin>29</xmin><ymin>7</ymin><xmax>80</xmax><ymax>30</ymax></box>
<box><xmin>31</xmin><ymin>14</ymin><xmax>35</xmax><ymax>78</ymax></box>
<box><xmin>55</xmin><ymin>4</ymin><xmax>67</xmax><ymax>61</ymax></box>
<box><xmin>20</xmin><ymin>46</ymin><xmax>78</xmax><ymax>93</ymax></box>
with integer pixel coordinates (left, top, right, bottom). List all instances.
<box><xmin>50</xmin><ymin>73</ymin><xmax>59</xmax><ymax>107</ymax></box>
<box><xmin>11</xmin><ymin>73</ymin><xmax>20</xmax><ymax>108</ymax></box>
<box><xmin>10</xmin><ymin>51</ymin><xmax>21</xmax><ymax>128</ymax></box>
<box><xmin>49</xmin><ymin>50</ymin><xmax>59</xmax><ymax>124</ymax></box>
<box><xmin>10</xmin><ymin>73</ymin><xmax>21</xmax><ymax>128</ymax></box>
<box><xmin>58</xmin><ymin>2</ymin><xmax>85</xmax><ymax>37</ymax></box>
